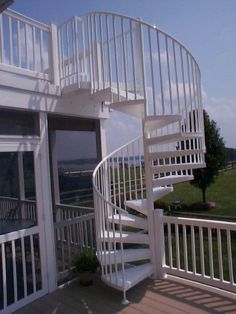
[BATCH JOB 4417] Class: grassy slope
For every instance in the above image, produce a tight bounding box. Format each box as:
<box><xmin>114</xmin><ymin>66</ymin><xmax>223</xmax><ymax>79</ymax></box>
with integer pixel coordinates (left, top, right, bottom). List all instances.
<box><xmin>162</xmin><ymin>169</ymin><xmax>236</xmax><ymax>217</ymax></box>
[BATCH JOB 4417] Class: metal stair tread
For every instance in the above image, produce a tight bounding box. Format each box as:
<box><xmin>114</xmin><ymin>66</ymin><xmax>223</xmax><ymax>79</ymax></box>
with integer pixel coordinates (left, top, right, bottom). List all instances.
<box><xmin>124</xmin><ymin>186</ymin><xmax>173</xmax><ymax>214</ymax></box>
<box><xmin>144</xmin><ymin>114</ymin><xmax>182</xmax><ymax>132</ymax></box>
<box><xmin>146</xmin><ymin>132</ymin><xmax>203</xmax><ymax>146</ymax></box>
<box><xmin>110</xmin><ymin>99</ymin><xmax>145</xmax><ymax>119</ymax></box>
<box><xmin>103</xmin><ymin>263</ymin><xmax>153</xmax><ymax>291</ymax></box>
<box><xmin>102</xmin><ymin>230</ymin><xmax>149</xmax><ymax>244</ymax></box>
<box><xmin>124</xmin><ymin>199</ymin><xmax>148</xmax><ymax>215</ymax></box>
<box><xmin>153</xmin><ymin>174</ymin><xmax>194</xmax><ymax>187</ymax></box>
<box><xmin>99</xmin><ymin>248</ymin><xmax>151</xmax><ymax>265</ymax></box>
<box><xmin>108</xmin><ymin>212</ymin><xmax>148</xmax><ymax>229</ymax></box>
<box><xmin>152</xmin><ymin>162</ymin><xmax>206</xmax><ymax>174</ymax></box>
<box><xmin>148</xmin><ymin>148</ymin><xmax>205</xmax><ymax>160</ymax></box>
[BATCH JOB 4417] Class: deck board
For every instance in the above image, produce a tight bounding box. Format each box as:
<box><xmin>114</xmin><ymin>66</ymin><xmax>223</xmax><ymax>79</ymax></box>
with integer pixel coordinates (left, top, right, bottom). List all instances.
<box><xmin>15</xmin><ymin>276</ymin><xmax>236</xmax><ymax>314</ymax></box>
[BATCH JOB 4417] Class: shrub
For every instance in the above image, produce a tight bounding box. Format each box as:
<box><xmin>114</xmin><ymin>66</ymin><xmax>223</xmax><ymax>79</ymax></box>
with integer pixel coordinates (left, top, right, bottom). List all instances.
<box><xmin>74</xmin><ymin>250</ymin><xmax>99</xmax><ymax>273</ymax></box>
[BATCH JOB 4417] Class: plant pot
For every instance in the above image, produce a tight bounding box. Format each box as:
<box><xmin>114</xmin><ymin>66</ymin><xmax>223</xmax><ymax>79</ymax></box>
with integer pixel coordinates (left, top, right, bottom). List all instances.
<box><xmin>79</xmin><ymin>271</ymin><xmax>93</xmax><ymax>286</ymax></box>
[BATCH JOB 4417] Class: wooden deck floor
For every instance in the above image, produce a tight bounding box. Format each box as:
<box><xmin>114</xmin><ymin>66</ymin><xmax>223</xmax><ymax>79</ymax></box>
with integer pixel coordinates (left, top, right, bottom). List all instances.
<box><xmin>15</xmin><ymin>276</ymin><xmax>236</xmax><ymax>314</ymax></box>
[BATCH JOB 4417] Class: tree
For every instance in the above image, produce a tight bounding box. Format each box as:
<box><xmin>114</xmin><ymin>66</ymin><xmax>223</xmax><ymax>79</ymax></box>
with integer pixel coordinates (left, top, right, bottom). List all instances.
<box><xmin>191</xmin><ymin>110</ymin><xmax>226</xmax><ymax>203</ymax></box>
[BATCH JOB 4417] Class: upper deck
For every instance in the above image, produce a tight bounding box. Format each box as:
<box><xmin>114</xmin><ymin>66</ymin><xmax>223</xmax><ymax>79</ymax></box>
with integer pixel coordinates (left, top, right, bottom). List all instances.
<box><xmin>0</xmin><ymin>9</ymin><xmax>109</xmax><ymax>119</ymax></box>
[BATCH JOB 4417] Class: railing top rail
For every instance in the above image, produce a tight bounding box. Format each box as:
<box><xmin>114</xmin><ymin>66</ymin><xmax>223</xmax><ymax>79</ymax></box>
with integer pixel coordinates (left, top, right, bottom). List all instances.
<box><xmin>162</xmin><ymin>214</ymin><xmax>236</xmax><ymax>230</ymax></box>
<box><xmin>0</xmin><ymin>225</ymin><xmax>39</xmax><ymax>243</ymax></box>
<box><xmin>55</xmin><ymin>203</ymin><xmax>94</xmax><ymax>212</ymax></box>
<box><xmin>77</xmin><ymin>11</ymin><xmax>200</xmax><ymax>72</ymax></box>
<box><xmin>54</xmin><ymin>212</ymin><xmax>95</xmax><ymax>228</ymax></box>
<box><xmin>3</xmin><ymin>9</ymin><xmax>50</xmax><ymax>31</ymax></box>
<box><xmin>93</xmin><ymin>135</ymin><xmax>142</xmax><ymax>180</ymax></box>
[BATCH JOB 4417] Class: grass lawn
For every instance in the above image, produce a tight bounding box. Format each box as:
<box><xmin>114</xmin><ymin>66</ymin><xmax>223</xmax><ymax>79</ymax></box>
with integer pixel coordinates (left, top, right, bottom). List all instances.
<box><xmin>161</xmin><ymin>169</ymin><xmax>236</xmax><ymax>217</ymax></box>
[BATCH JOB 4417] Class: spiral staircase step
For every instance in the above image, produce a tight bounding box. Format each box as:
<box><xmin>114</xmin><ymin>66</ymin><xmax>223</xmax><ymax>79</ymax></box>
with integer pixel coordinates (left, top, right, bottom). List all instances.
<box><xmin>103</xmin><ymin>263</ymin><xmax>153</xmax><ymax>291</ymax></box>
<box><xmin>124</xmin><ymin>186</ymin><xmax>173</xmax><ymax>214</ymax></box>
<box><xmin>99</xmin><ymin>248</ymin><xmax>151</xmax><ymax>265</ymax></box>
<box><xmin>110</xmin><ymin>99</ymin><xmax>146</xmax><ymax>119</ymax></box>
<box><xmin>101</xmin><ymin>230</ymin><xmax>150</xmax><ymax>244</ymax></box>
<box><xmin>152</xmin><ymin>162</ymin><xmax>206</xmax><ymax>175</ymax></box>
<box><xmin>146</xmin><ymin>132</ymin><xmax>203</xmax><ymax>146</ymax></box>
<box><xmin>153</xmin><ymin>174</ymin><xmax>194</xmax><ymax>188</ymax></box>
<box><xmin>148</xmin><ymin>148</ymin><xmax>205</xmax><ymax>160</ymax></box>
<box><xmin>144</xmin><ymin>114</ymin><xmax>182</xmax><ymax>133</ymax></box>
<box><xmin>108</xmin><ymin>212</ymin><xmax>148</xmax><ymax>229</ymax></box>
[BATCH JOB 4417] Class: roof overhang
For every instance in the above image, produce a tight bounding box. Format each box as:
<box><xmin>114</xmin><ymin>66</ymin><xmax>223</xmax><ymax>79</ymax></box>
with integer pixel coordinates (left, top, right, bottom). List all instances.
<box><xmin>0</xmin><ymin>0</ymin><xmax>14</xmax><ymax>13</ymax></box>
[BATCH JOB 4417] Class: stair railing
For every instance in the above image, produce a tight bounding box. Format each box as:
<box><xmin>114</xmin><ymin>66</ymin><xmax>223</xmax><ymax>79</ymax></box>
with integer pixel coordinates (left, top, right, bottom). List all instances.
<box><xmin>58</xmin><ymin>12</ymin><xmax>204</xmax><ymax>127</ymax></box>
<box><xmin>93</xmin><ymin>136</ymin><xmax>145</xmax><ymax>285</ymax></box>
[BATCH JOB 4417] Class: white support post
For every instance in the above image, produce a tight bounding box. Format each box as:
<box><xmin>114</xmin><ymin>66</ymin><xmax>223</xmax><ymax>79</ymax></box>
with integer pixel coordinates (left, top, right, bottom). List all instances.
<box><xmin>17</xmin><ymin>152</ymin><xmax>26</xmax><ymax>219</ymax></box>
<box><xmin>36</xmin><ymin>112</ymin><xmax>57</xmax><ymax>293</ymax></box>
<box><xmin>97</xmin><ymin>119</ymin><xmax>107</xmax><ymax>160</ymax></box>
<box><xmin>143</xmin><ymin>123</ymin><xmax>159</xmax><ymax>278</ymax></box>
<box><xmin>50</xmin><ymin>131</ymin><xmax>61</xmax><ymax>223</ymax></box>
<box><xmin>153</xmin><ymin>209</ymin><xmax>166</xmax><ymax>279</ymax></box>
<box><xmin>50</xmin><ymin>23</ymin><xmax>60</xmax><ymax>86</ymax></box>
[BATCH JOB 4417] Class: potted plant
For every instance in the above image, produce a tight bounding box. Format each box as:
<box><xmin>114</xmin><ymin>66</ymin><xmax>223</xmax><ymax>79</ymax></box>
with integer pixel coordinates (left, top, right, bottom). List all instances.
<box><xmin>74</xmin><ymin>250</ymin><xmax>99</xmax><ymax>286</ymax></box>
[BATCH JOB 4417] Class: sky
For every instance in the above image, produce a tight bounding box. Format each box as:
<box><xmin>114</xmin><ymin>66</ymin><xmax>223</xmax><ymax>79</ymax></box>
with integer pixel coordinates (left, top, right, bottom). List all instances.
<box><xmin>11</xmin><ymin>0</ymin><xmax>236</xmax><ymax>150</ymax></box>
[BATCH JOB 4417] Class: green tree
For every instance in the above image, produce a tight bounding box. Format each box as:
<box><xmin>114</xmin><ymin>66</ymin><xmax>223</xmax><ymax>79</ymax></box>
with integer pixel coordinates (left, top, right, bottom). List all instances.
<box><xmin>191</xmin><ymin>110</ymin><xmax>226</xmax><ymax>203</ymax></box>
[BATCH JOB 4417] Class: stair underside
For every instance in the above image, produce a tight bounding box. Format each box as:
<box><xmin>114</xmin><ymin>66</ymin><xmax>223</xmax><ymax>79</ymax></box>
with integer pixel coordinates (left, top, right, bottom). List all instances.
<box><xmin>146</xmin><ymin>132</ymin><xmax>203</xmax><ymax>146</ymax></box>
<box><xmin>110</xmin><ymin>99</ymin><xmax>145</xmax><ymax>119</ymax></box>
<box><xmin>148</xmin><ymin>148</ymin><xmax>204</xmax><ymax>160</ymax></box>
<box><xmin>101</xmin><ymin>230</ymin><xmax>149</xmax><ymax>244</ymax></box>
<box><xmin>87</xmin><ymin>86</ymin><xmax>144</xmax><ymax>104</ymax></box>
<box><xmin>153</xmin><ymin>174</ymin><xmax>194</xmax><ymax>188</ymax></box>
<box><xmin>108</xmin><ymin>213</ymin><xmax>148</xmax><ymax>229</ymax></box>
<box><xmin>144</xmin><ymin>114</ymin><xmax>182</xmax><ymax>132</ymax></box>
<box><xmin>102</xmin><ymin>263</ymin><xmax>153</xmax><ymax>291</ymax></box>
<box><xmin>99</xmin><ymin>248</ymin><xmax>151</xmax><ymax>265</ymax></box>
<box><xmin>152</xmin><ymin>162</ymin><xmax>206</xmax><ymax>174</ymax></box>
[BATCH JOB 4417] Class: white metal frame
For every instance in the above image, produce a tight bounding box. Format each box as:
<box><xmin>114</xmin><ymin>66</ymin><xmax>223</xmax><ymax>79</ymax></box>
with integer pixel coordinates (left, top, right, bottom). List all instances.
<box><xmin>0</xmin><ymin>114</ymin><xmax>57</xmax><ymax>312</ymax></box>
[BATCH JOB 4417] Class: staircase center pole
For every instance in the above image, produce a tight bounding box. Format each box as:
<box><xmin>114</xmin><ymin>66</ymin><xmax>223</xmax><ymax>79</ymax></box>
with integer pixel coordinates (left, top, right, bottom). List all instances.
<box><xmin>142</xmin><ymin>122</ymin><xmax>159</xmax><ymax>279</ymax></box>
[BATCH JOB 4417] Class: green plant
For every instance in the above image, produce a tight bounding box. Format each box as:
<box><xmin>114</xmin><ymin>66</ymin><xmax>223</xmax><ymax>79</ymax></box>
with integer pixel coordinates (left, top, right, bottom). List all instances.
<box><xmin>74</xmin><ymin>250</ymin><xmax>99</xmax><ymax>273</ymax></box>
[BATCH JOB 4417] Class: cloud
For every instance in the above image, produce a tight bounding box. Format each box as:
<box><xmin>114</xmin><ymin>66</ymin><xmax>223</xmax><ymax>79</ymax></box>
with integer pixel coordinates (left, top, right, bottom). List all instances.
<box><xmin>105</xmin><ymin>111</ymin><xmax>142</xmax><ymax>153</ymax></box>
<box><xmin>203</xmin><ymin>92</ymin><xmax>236</xmax><ymax>148</ymax></box>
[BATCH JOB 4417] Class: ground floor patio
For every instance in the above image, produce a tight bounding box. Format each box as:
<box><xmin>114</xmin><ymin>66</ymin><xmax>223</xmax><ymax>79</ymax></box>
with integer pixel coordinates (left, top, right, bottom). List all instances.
<box><xmin>15</xmin><ymin>275</ymin><xmax>236</xmax><ymax>314</ymax></box>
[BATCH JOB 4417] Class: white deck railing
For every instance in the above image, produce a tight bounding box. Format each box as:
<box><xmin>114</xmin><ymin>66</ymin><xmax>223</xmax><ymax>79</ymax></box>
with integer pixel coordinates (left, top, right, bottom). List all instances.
<box><xmin>161</xmin><ymin>214</ymin><xmax>236</xmax><ymax>293</ymax></box>
<box><xmin>0</xmin><ymin>196</ymin><xmax>37</xmax><ymax>222</ymax></box>
<box><xmin>0</xmin><ymin>226</ymin><xmax>44</xmax><ymax>313</ymax></box>
<box><xmin>0</xmin><ymin>9</ymin><xmax>52</xmax><ymax>80</ymax></box>
<box><xmin>54</xmin><ymin>204</ymin><xmax>95</xmax><ymax>280</ymax></box>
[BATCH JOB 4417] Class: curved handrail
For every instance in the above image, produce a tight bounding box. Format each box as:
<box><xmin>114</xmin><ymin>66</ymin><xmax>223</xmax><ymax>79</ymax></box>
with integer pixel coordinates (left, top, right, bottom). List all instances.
<box><xmin>93</xmin><ymin>135</ymin><xmax>145</xmax><ymax>291</ymax></box>
<box><xmin>93</xmin><ymin>135</ymin><xmax>142</xmax><ymax>185</ymax></box>
<box><xmin>93</xmin><ymin>136</ymin><xmax>145</xmax><ymax>206</ymax></box>
<box><xmin>58</xmin><ymin>11</ymin><xmax>203</xmax><ymax>126</ymax></box>
<box><xmin>81</xmin><ymin>11</ymin><xmax>200</xmax><ymax>72</ymax></box>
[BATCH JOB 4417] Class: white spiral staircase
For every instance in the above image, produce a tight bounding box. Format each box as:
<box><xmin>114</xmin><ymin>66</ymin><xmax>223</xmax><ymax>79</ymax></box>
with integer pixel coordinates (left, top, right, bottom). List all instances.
<box><xmin>58</xmin><ymin>12</ymin><xmax>206</xmax><ymax>303</ymax></box>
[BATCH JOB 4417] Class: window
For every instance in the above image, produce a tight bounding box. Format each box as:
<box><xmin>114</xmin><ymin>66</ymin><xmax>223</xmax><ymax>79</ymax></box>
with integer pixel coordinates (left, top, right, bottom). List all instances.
<box><xmin>0</xmin><ymin>109</ymin><xmax>39</xmax><ymax>136</ymax></box>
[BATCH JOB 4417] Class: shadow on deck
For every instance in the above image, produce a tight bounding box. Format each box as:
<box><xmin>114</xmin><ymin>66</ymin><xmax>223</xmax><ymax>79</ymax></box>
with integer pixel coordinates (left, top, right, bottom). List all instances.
<box><xmin>15</xmin><ymin>276</ymin><xmax>236</xmax><ymax>314</ymax></box>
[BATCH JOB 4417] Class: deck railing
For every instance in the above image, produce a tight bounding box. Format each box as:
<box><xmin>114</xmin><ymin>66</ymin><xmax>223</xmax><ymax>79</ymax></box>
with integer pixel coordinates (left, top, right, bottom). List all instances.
<box><xmin>0</xmin><ymin>226</ymin><xmax>43</xmax><ymax>313</ymax></box>
<box><xmin>161</xmin><ymin>214</ymin><xmax>236</xmax><ymax>293</ymax></box>
<box><xmin>0</xmin><ymin>9</ymin><xmax>52</xmax><ymax>80</ymax></box>
<box><xmin>0</xmin><ymin>196</ymin><xmax>37</xmax><ymax>223</ymax></box>
<box><xmin>54</xmin><ymin>203</ymin><xmax>95</xmax><ymax>280</ymax></box>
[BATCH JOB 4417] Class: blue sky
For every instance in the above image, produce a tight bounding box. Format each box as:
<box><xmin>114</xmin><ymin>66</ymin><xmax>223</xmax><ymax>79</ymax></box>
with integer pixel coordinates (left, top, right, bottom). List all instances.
<box><xmin>12</xmin><ymin>0</ymin><xmax>236</xmax><ymax>149</ymax></box>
